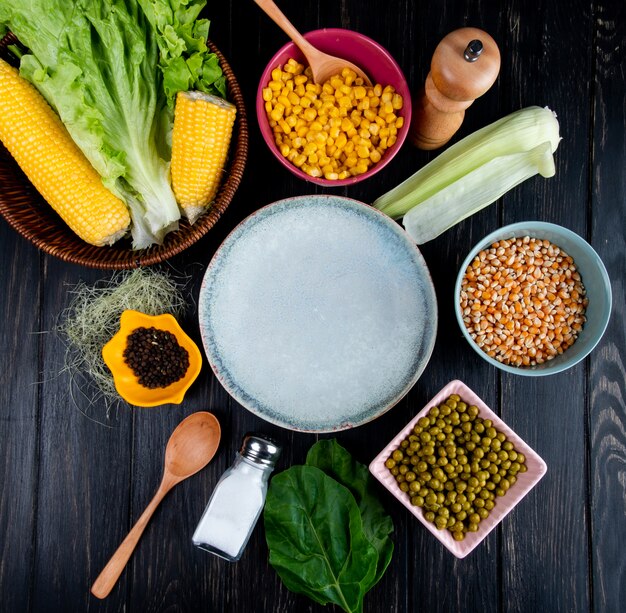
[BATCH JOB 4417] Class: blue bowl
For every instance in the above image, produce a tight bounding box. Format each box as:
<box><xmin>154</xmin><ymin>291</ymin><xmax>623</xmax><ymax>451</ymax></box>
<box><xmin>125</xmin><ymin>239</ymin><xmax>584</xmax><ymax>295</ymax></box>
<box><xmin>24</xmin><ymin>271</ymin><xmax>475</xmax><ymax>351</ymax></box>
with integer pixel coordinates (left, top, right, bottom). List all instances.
<box><xmin>454</xmin><ymin>222</ymin><xmax>612</xmax><ymax>376</ymax></box>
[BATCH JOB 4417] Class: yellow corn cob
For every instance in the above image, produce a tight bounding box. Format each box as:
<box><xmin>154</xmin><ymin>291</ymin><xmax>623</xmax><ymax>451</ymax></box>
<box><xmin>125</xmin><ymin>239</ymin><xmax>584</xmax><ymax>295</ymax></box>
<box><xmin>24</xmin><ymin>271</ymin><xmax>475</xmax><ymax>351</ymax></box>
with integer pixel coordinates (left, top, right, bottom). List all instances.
<box><xmin>171</xmin><ymin>91</ymin><xmax>237</xmax><ymax>224</ymax></box>
<box><xmin>0</xmin><ymin>58</ymin><xmax>130</xmax><ymax>246</ymax></box>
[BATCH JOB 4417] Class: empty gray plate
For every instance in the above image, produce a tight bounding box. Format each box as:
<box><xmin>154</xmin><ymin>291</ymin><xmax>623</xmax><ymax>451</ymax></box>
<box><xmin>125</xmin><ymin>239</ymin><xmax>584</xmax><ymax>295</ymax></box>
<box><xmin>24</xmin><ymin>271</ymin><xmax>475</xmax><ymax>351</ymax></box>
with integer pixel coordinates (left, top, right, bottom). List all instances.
<box><xmin>198</xmin><ymin>195</ymin><xmax>438</xmax><ymax>432</ymax></box>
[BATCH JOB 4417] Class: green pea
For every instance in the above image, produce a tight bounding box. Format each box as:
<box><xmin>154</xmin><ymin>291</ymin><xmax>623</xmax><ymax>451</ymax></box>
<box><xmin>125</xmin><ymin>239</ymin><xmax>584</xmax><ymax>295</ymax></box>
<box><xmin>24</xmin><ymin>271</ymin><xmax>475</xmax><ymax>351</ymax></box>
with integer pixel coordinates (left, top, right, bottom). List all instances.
<box><xmin>425</xmin><ymin>493</ymin><xmax>437</xmax><ymax>505</ymax></box>
<box><xmin>435</xmin><ymin>516</ymin><xmax>447</xmax><ymax>529</ymax></box>
<box><xmin>438</xmin><ymin>507</ymin><xmax>450</xmax><ymax>519</ymax></box>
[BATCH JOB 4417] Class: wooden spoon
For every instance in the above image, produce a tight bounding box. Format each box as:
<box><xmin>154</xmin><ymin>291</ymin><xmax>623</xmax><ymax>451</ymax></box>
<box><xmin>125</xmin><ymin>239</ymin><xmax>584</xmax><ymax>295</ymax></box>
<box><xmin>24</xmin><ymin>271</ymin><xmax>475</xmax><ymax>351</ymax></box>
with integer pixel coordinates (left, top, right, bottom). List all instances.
<box><xmin>254</xmin><ymin>0</ymin><xmax>372</xmax><ymax>85</ymax></box>
<box><xmin>91</xmin><ymin>412</ymin><xmax>221</xmax><ymax>599</ymax></box>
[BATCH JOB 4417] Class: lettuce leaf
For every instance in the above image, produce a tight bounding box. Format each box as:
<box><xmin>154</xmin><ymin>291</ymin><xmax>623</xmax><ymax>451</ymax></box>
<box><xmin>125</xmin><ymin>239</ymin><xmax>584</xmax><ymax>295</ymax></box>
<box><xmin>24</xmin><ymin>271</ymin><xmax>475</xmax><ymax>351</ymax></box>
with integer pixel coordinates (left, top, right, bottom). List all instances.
<box><xmin>137</xmin><ymin>0</ymin><xmax>226</xmax><ymax>106</ymax></box>
<box><xmin>0</xmin><ymin>0</ymin><xmax>180</xmax><ymax>248</ymax></box>
<box><xmin>0</xmin><ymin>0</ymin><xmax>229</xmax><ymax>247</ymax></box>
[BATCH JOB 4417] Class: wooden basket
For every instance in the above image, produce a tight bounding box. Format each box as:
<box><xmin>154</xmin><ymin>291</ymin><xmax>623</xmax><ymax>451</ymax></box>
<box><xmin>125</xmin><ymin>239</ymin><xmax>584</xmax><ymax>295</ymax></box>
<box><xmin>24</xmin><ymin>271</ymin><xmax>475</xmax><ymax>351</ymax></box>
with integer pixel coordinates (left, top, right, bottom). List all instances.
<box><xmin>0</xmin><ymin>32</ymin><xmax>248</xmax><ymax>269</ymax></box>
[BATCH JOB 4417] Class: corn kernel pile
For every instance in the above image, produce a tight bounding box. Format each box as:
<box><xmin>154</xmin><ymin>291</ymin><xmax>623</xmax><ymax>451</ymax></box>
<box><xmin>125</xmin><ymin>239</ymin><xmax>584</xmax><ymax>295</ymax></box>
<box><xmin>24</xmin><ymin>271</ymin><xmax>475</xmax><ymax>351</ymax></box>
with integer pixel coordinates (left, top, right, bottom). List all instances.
<box><xmin>262</xmin><ymin>58</ymin><xmax>404</xmax><ymax>180</ymax></box>
<box><xmin>460</xmin><ymin>237</ymin><xmax>588</xmax><ymax>367</ymax></box>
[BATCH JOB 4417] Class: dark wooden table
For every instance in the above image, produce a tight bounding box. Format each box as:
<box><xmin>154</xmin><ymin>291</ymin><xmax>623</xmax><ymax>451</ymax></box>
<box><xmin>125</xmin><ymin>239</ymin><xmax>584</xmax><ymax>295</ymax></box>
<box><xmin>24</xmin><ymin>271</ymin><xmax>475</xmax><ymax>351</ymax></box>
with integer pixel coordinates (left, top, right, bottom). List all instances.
<box><xmin>1</xmin><ymin>1</ymin><xmax>624</xmax><ymax>612</ymax></box>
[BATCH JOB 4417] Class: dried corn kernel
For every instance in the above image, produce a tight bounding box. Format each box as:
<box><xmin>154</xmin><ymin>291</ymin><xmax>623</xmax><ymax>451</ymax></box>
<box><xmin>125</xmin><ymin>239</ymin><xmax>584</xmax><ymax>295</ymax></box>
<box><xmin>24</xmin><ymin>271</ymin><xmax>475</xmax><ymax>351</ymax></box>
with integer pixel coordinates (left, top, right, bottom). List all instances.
<box><xmin>460</xmin><ymin>237</ymin><xmax>587</xmax><ymax>367</ymax></box>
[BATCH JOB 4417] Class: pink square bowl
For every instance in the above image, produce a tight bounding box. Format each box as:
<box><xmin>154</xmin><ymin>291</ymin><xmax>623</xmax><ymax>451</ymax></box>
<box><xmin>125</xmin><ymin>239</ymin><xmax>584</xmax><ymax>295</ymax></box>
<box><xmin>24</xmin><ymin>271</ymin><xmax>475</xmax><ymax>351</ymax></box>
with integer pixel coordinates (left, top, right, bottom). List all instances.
<box><xmin>369</xmin><ymin>380</ymin><xmax>547</xmax><ymax>558</ymax></box>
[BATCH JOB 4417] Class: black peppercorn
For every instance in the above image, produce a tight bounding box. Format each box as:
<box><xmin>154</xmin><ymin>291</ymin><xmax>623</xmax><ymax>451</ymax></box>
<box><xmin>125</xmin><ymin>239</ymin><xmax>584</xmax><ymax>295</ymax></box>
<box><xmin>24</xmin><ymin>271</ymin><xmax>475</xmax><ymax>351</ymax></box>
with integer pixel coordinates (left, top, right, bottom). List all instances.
<box><xmin>123</xmin><ymin>326</ymin><xmax>190</xmax><ymax>388</ymax></box>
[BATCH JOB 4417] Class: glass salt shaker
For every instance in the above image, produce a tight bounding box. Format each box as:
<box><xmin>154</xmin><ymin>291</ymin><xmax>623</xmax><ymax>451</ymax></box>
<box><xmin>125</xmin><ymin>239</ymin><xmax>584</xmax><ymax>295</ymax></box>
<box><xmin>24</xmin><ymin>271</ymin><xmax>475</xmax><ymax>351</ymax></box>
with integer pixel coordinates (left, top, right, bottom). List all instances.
<box><xmin>192</xmin><ymin>433</ymin><xmax>281</xmax><ymax>562</ymax></box>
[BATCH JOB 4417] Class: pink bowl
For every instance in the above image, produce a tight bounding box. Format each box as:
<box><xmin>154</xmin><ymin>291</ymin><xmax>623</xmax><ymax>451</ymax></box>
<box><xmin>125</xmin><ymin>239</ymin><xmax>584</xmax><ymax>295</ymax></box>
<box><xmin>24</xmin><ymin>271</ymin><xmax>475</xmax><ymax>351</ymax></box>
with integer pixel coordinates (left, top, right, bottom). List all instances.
<box><xmin>369</xmin><ymin>380</ymin><xmax>547</xmax><ymax>558</ymax></box>
<box><xmin>256</xmin><ymin>28</ymin><xmax>412</xmax><ymax>187</ymax></box>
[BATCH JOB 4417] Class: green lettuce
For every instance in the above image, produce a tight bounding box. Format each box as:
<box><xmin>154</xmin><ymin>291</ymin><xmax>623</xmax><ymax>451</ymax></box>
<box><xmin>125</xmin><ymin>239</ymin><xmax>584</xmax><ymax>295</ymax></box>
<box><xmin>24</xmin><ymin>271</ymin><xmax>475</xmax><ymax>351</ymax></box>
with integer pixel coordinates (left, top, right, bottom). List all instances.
<box><xmin>0</xmin><ymin>0</ymin><xmax>226</xmax><ymax>248</ymax></box>
<box><xmin>137</xmin><ymin>0</ymin><xmax>226</xmax><ymax>106</ymax></box>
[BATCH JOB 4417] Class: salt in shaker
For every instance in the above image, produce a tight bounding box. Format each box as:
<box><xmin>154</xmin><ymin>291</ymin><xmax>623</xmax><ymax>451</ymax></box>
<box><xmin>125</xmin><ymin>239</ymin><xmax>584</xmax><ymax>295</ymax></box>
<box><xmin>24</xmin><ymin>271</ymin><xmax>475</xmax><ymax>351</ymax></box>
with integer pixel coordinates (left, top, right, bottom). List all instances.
<box><xmin>192</xmin><ymin>433</ymin><xmax>281</xmax><ymax>561</ymax></box>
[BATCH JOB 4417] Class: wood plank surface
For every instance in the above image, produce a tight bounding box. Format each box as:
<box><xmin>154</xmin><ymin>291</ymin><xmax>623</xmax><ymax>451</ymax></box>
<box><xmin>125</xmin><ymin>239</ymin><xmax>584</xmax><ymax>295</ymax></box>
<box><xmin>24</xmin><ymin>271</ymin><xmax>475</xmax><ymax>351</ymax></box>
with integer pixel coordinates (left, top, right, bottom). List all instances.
<box><xmin>0</xmin><ymin>1</ymin><xmax>624</xmax><ymax>613</ymax></box>
<box><xmin>0</xmin><ymin>217</ymin><xmax>41</xmax><ymax>613</ymax></box>
<box><xmin>498</xmin><ymin>1</ymin><xmax>594</xmax><ymax>612</ymax></box>
<box><xmin>589</xmin><ymin>1</ymin><xmax>626</xmax><ymax>612</ymax></box>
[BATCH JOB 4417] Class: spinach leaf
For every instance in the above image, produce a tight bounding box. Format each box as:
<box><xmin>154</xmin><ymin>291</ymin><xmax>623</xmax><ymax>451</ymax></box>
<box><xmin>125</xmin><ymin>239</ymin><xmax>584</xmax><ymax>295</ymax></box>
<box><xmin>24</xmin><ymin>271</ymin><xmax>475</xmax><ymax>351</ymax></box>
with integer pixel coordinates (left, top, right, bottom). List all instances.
<box><xmin>264</xmin><ymin>465</ymin><xmax>378</xmax><ymax>613</ymax></box>
<box><xmin>306</xmin><ymin>439</ymin><xmax>394</xmax><ymax>587</ymax></box>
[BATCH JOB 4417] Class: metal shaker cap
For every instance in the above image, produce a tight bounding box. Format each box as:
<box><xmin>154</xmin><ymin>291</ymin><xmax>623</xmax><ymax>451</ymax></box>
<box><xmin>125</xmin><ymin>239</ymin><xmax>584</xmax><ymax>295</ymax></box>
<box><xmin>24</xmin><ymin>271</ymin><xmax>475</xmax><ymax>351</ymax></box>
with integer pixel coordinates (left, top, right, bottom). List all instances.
<box><xmin>240</xmin><ymin>433</ymin><xmax>282</xmax><ymax>467</ymax></box>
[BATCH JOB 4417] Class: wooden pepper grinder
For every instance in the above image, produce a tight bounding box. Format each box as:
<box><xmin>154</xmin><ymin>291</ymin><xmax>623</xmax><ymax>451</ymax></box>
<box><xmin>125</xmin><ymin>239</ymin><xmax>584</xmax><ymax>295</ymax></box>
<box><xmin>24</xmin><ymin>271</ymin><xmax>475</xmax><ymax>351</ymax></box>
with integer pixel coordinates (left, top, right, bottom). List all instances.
<box><xmin>410</xmin><ymin>27</ymin><xmax>500</xmax><ymax>150</ymax></box>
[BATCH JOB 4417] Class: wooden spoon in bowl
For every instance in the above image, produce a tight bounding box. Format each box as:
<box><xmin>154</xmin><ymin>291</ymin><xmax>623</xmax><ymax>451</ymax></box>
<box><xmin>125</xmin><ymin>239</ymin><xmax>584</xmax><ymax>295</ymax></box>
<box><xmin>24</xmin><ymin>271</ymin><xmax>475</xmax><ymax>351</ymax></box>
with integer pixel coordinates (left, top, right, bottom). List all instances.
<box><xmin>254</xmin><ymin>0</ymin><xmax>372</xmax><ymax>85</ymax></box>
<box><xmin>91</xmin><ymin>412</ymin><xmax>221</xmax><ymax>599</ymax></box>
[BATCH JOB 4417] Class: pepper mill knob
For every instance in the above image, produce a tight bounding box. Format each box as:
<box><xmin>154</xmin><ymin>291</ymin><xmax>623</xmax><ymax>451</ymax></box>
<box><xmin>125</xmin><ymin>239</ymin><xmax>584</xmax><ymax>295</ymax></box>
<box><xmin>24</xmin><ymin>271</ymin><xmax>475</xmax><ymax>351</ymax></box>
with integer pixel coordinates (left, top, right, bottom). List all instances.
<box><xmin>410</xmin><ymin>27</ymin><xmax>500</xmax><ymax>150</ymax></box>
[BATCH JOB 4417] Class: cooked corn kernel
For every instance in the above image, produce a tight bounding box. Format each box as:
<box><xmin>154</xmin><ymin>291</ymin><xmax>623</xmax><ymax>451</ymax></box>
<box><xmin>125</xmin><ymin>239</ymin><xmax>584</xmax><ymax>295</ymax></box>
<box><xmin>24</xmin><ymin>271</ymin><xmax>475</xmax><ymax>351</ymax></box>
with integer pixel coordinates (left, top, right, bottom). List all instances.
<box><xmin>263</xmin><ymin>60</ymin><xmax>403</xmax><ymax>180</ymax></box>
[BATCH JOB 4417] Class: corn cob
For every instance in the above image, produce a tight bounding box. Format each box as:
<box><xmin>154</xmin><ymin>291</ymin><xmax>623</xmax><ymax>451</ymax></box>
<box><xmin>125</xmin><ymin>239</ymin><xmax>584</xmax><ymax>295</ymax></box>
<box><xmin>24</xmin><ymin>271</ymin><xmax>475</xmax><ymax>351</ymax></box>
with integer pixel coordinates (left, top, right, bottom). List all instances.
<box><xmin>0</xmin><ymin>58</ymin><xmax>130</xmax><ymax>246</ymax></box>
<box><xmin>170</xmin><ymin>91</ymin><xmax>236</xmax><ymax>224</ymax></box>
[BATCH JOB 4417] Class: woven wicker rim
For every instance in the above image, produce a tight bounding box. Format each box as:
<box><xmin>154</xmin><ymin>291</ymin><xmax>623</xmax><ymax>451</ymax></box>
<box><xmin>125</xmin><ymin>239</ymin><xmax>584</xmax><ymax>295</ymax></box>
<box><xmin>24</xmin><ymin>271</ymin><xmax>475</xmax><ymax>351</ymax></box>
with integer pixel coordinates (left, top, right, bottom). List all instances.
<box><xmin>0</xmin><ymin>32</ymin><xmax>248</xmax><ymax>269</ymax></box>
